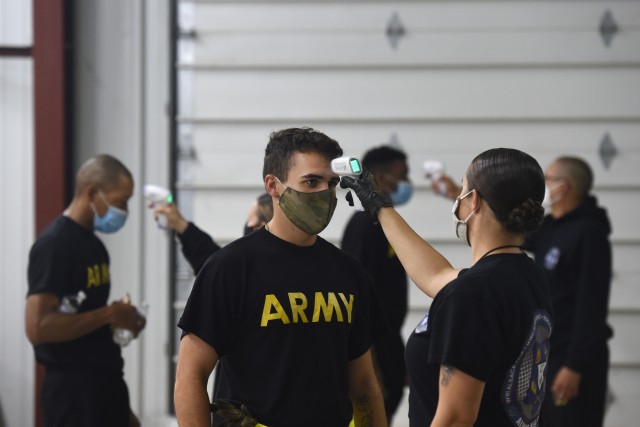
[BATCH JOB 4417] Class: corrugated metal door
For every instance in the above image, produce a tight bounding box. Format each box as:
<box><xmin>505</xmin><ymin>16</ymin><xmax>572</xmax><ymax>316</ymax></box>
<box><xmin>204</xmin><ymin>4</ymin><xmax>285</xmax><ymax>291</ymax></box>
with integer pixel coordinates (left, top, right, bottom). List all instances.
<box><xmin>173</xmin><ymin>2</ymin><xmax>640</xmax><ymax>425</ymax></box>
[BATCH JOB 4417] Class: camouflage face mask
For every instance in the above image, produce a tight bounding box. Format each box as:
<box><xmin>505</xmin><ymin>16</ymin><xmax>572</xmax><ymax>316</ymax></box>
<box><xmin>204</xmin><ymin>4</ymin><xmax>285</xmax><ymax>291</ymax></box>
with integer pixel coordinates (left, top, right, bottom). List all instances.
<box><xmin>276</xmin><ymin>177</ymin><xmax>338</xmax><ymax>235</ymax></box>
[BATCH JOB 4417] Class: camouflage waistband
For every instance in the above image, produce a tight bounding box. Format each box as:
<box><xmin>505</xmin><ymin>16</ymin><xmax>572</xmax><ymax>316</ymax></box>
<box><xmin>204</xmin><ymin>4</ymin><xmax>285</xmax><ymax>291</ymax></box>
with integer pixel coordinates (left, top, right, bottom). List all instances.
<box><xmin>212</xmin><ymin>400</ymin><xmax>267</xmax><ymax>427</ymax></box>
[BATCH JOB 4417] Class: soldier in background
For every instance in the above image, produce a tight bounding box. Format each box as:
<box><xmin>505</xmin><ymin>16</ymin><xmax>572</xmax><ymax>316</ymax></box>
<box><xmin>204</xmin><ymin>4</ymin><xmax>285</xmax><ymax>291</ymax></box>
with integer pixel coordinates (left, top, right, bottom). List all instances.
<box><xmin>25</xmin><ymin>155</ymin><xmax>145</xmax><ymax>427</ymax></box>
<box><xmin>525</xmin><ymin>157</ymin><xmax>613</xmax><ymax>427</ymax></box>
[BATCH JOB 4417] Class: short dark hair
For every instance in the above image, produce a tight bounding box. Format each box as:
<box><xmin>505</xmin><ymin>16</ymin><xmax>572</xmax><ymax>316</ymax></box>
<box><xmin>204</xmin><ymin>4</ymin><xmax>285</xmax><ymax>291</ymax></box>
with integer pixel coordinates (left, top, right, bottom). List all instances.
<box><xmin>75</xmin><ymin>154</ymin><xmax>132</xmax><ymax>195</ymax></box>
<box><xmin>361</xmin><ymin>146</ymin><xmax>407</xmax><ymax>172</ymax></box>
<box><xmin>262</xmin><ymin>127</ymin><xmax>343</xmax><ymax>181</ymax></box>
<box><xmin>466</xmin><ymin>148</ymin><xmax>545</xmax><ymax>234</ymax></box>
<box><xmin>556</xmin><ymin>156</ymin><xmax>593</xmax><ymax>199</ymax></box>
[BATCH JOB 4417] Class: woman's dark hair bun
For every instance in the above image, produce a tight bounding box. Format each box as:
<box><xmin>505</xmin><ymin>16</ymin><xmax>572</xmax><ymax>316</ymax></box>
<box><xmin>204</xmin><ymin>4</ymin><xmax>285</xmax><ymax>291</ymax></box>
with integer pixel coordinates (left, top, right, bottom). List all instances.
<box><xmin>505</xmin><ymin>198</ymin><xmax>545</xmax><ymax>233</ymax></box>
<box><xmin>466</xmin><ymin>148</ymin><xmax>545</xmax><ymax>235</ymax></box>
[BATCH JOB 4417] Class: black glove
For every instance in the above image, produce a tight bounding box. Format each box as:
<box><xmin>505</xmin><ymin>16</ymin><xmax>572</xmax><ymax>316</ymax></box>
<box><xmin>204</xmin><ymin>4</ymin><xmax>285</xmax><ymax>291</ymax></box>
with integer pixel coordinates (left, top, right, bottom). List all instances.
<box><xmin>340</xmin><ymin>168</ymin><xmax>392</xmax><ymax>222</ymax></box>
<box><xmin>212</xmin><ymin>400</ymin><xmax>259</xmax><ymax>427</ymax></box>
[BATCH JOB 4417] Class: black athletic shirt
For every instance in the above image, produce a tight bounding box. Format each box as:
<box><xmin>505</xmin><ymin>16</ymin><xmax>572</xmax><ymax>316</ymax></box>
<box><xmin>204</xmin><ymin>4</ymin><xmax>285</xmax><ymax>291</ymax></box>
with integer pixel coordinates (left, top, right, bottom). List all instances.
<box><xmin>27</xmin><ymin>216</ymin><xmax>123</xmax><ymax>372</ymax></box>
<box><xmin>406</xmin><ymin>253</ymin><xmax>553</xmax><ymax>427</ymax></box>
<box><xmin>178</xmin><ymin>228</ymin><xmax>385</xmax><ymax>427</ymax></box>
<box><xmin>341</xmin><ymin>211</ymin><xmax>408</xmax><ymax>332</ymax></box>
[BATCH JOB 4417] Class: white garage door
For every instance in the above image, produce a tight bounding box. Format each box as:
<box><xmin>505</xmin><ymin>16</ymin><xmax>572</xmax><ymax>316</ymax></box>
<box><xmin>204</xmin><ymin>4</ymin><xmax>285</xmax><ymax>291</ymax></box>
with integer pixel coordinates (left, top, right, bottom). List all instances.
<box><xmin>172</xmin><ymin>2</ymin><xmax>640</xmax><ymax>424</ymax></box>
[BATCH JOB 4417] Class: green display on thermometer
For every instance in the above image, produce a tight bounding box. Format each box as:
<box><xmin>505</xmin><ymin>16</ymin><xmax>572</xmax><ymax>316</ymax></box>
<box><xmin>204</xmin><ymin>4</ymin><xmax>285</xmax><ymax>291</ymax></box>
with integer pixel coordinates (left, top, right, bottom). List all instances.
<box><xmin>350</xmin><ymin>159</ymin><xmax>362</xmax><ymax>174</ymax></box>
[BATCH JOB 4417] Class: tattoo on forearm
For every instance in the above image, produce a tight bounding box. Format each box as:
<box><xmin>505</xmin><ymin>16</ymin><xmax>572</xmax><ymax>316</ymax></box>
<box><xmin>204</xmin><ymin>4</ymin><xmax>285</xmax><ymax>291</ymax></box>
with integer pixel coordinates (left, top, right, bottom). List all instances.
<box><xmin>355</xmin><ymin>395</ymin><xmax>374</xmax><ymax>427</ymax></box>
<box><xmin>441</xmin><ymin>365</ymin><xmax>454</xmax><ymax>387</ymax></box>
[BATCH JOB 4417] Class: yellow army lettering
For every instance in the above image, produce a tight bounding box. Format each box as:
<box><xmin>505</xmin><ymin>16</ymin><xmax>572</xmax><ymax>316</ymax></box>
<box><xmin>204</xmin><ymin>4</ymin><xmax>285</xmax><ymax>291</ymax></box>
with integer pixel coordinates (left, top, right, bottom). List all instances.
<box><xmin>261</xmin><ymin>292</ymin><xmax>354</xmax><ymax>327</ymax></box>
<box><xmin>86</xmin><ymin>263</ymin><xmax>110</xmax><ymax>288</ymax></box>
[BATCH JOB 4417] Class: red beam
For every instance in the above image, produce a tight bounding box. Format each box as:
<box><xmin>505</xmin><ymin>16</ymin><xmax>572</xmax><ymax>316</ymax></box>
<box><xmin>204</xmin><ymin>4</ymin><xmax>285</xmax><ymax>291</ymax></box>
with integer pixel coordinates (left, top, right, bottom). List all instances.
<box><xmin>33</xmin><ymin>0</ymin><xmax>68</xmax><ymax>426</ymax></box>
<box><xmin>34</xmin><ymin>0</ymin><xmax>66</xmax><ymax>231</ymax></box>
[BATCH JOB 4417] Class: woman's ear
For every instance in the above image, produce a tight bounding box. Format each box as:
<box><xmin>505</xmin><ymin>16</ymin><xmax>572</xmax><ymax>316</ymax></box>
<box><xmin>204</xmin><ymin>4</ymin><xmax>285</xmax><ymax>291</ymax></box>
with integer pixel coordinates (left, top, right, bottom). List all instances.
<box><xmin>471</xmin><ymin>189</ymin><xmax>482</xmax><ymax>211</ymax></box>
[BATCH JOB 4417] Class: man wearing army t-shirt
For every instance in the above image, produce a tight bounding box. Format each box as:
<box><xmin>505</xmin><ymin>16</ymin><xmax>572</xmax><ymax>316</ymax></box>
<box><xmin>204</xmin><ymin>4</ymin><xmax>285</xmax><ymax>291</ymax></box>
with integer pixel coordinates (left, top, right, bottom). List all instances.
<box><xmin>25</xmin><ymin>154</ymin><xmax>146</xmax><ymax>426</ymax></box>
<box><xmin>174</xmin><ymin>127</ymin><xmax>387</xmax><ymax>427</ymax></box>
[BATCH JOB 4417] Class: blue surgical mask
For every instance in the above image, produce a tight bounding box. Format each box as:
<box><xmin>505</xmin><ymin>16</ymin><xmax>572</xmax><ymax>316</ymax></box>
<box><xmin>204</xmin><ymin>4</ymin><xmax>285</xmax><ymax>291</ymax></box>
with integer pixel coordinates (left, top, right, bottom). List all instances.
<box><xmin>92</xmin><ymin>193</ymin><xmax>128</xmax><ymax>233</ymax></box>
<box><xmin>390</xmin><ymin>180</ymin><xmax>413</xmax><ymax>206</ymax></box>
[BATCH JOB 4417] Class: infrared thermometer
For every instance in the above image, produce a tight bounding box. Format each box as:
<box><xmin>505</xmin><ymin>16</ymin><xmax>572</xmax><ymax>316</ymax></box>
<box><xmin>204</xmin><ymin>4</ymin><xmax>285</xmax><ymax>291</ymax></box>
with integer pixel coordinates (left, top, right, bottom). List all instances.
<box><xmin>423</xmin><ymin>160</ymin><xmax>447</xmax><ymax>196</ymax></box>
<box><xmin>331</xmin><ymin>156</ymin><xmax>363</xmax><ymax>211</ymax></box>
<box><xmin>331</xmin><ymin>156</ymin><xmax>363</xmax><ymax>177</ymax></box>
<box><xmin>144</xmin><ymin>184</ymin><xmax>173</xmax><ymax>228</ymax></box>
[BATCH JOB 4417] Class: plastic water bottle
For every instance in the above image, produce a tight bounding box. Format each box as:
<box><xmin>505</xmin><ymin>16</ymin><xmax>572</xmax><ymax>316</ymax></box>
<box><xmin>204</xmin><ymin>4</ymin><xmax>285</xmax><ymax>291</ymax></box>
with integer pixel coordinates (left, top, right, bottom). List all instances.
<box><xmin>113</xmin><ymin>297</ymin><xmax>148</xmax><ymax>347</ymax></box>
<box><xmin>58</xmin><ymin>290</ymin><xmax>87</xmax><ymax>313</ymax></box>
<box><xmin>113</xmin><ymin>293</ymin><xmax>132</xmax><ymax>347</ymax></box>
<box><xmin>113</xmin><ymin>327</ymin><xmax>134</xmax><ymax>347</ymax></box>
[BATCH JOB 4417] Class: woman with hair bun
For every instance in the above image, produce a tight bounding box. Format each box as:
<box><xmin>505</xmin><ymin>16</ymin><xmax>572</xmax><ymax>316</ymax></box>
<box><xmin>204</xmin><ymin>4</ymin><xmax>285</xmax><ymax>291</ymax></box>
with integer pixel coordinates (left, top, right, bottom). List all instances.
<box><xmin>342</xmin><ymin>148</ymin><xmax>554</xmax><ymax>427</ymax></box>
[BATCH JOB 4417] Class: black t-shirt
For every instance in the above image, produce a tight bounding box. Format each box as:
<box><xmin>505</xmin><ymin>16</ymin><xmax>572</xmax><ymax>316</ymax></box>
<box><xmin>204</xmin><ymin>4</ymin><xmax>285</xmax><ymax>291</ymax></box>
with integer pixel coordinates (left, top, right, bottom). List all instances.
<box><xmin>405</xmin><ymin>253</ymin><xmax>553</xmax><ymax>427</ymax></box>
<box><xmin>27</xmin><ymin>216</ymin><xmax>123</xmax><ymax>371</ymax></box>
<box><xmin>178</xmin><ymin>228</ymin><xmax>384</xmax><ymax>427</ymax></box>
<box><xmin>341</xmin><ymin>211</ymin><xmax>408</xmax><ymax>332</ymax></box>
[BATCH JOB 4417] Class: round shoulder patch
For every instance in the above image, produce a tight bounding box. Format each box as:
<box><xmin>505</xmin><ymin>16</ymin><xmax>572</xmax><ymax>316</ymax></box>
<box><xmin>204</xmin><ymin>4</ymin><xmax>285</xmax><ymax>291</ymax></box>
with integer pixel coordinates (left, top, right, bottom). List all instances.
<box><xmin>543</xmin><ymin>247</ymin><xmax>561</xmax><ymax>270</ymax></box>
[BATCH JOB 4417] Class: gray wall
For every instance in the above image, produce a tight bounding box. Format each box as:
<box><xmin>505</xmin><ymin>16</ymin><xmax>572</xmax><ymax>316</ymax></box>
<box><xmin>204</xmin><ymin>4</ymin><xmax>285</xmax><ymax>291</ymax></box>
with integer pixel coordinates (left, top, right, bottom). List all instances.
<box><xmin>0</xmin><ymin>0</ymin><xmax>34</xmax><ymax>426</ymax></box>
<box><xmin>177</xmin><ymin>2</ymin><xmax>640</xmax><ymax>427</ymax></box>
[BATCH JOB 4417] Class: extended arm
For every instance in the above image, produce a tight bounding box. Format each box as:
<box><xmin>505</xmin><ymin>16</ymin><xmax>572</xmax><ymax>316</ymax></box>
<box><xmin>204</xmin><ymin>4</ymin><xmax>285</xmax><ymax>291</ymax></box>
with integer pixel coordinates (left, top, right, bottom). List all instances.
<box><xmin>25</xmin><ymin>292</ymin><xmax>143</xmax><ymax>345</ymax></box>
<box><xmin>341</xmin><ymin>172</ymin><xmax>458</xmax><ymax>298</ymax></box>
<box><xmin>177</xmin><ymin>222</ymin><xmax>221</xmax><ymax>275</ymax></box>
<box><xmin>348</xmin><ymin>349</ymin><xmax>388</xmax><ymax>427</ymax></box>
<box><xmin>153</xmin><ymin>203</ymin><xmax>221</xmax><ymax>275</ymax></box>
<box><xmin>431</xmin><ymin>365</ymin><xmax>484</xmax><ymax>427</ymax></box>
<box><xmin>174</xmin><ymin>333</ymin><xmax>219</xmax><ymax>427</ymax></box>
<box><xmin>431</xmin><ymin>175</ymin><xmax>461</xmax><ymax>201</ymax></box>
<box><xmin>377</xmin><ymin>207</ymin><xmax>459</xmax><ymax>298</ymax></box>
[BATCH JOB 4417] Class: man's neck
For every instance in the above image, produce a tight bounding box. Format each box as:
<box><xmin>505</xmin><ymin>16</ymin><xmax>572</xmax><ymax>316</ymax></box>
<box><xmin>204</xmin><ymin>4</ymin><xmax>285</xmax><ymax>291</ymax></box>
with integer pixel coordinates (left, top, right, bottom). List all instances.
<box><xmin>265</xmin><ymin>217</ymin><xmax>317</xmax><ymax>247</ymax></box>
<box><xmin>63</xmin><ymin>198</ymin><xmax>95</xmax><ymax>231</ymax></box>
<box><xmin>550</xmin><ymin>196</ymin><xmax>582</xmax><ymax>219</ymax></box>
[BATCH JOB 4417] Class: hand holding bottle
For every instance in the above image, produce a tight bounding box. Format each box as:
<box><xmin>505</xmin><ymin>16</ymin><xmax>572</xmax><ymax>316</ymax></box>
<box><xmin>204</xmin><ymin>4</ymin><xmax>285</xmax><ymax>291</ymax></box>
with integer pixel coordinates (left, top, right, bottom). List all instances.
<box><xmin>110</xmin><ymin>293</ymin><xmax>147</xmax><ymax>347</ymax></box>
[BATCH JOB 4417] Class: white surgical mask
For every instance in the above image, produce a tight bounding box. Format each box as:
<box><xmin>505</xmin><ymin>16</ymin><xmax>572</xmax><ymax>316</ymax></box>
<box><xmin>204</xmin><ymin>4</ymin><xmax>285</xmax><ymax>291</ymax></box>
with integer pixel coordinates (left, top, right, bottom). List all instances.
<box><xmin>542</xmin><ymin>187</ymin><xmax>553</xmax><ymax>208</ymax></box>
<box><xmin>452</xmin><ymin>189</ymin><xmax>477</xmax><ymax>246</ymax></box>
<box><xmin>542</xmin><ymin>181</ymin><xmax>564</xmax><ymax>209</ymax></box>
